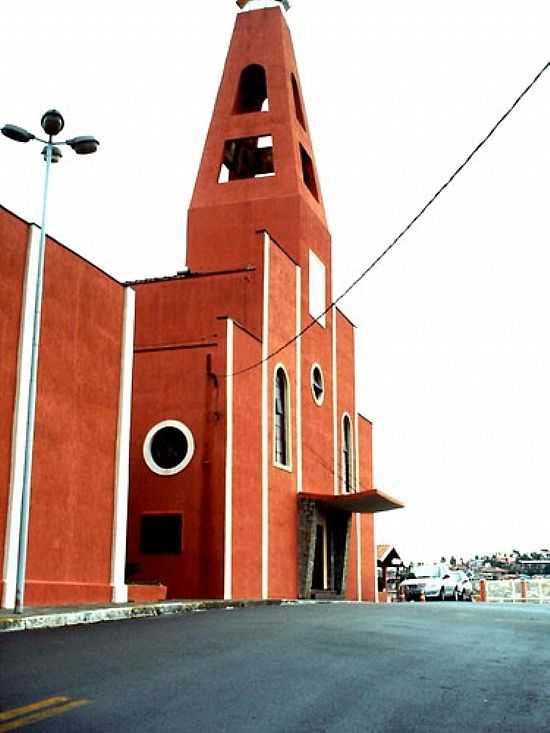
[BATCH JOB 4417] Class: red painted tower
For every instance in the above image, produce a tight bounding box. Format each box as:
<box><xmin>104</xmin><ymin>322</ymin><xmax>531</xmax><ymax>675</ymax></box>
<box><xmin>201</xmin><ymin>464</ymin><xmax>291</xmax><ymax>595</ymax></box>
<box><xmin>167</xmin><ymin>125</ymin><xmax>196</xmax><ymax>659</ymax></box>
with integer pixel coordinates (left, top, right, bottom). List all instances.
<box><xmin>126</xmin><ymin>2</ymin><xmax>403</xmax><ymax>601</ymax></box>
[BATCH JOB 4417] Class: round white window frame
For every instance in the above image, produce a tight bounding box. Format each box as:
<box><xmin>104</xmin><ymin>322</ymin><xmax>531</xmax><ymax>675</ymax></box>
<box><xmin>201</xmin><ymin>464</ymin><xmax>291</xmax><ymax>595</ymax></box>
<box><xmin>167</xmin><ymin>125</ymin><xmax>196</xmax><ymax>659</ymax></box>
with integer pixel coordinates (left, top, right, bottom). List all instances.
<box><xmin>310</xmin><ymin>363</ymin><xmax>325</xmax><ymax>406</ymax></box>
<box><xmin>143</xmin><ymin>419</ymin><xmax>195</xmax><ymax>476</ymax></box>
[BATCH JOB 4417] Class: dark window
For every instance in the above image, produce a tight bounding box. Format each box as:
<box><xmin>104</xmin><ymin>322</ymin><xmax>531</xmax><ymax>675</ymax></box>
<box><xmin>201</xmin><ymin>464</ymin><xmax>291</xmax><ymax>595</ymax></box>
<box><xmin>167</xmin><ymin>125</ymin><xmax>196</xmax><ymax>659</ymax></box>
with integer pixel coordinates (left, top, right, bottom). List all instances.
<box><xmin>311</xmin><ymin>365</ymin><xmax>324</xmax><ymax>404</ymax></box>
<box><xmin>150</xmin><ymin>427</ymin><xmax>189</xmax><ymax>470</ymax></box>
<box><xmin>300</xmin><ymin>144</ymin><xmax>319</xmax><ymax>201</ymax></box>
<box><xmin>274</xmin><ymin>368</ymin><xmax>289</xmax><ymax>466</ymax></box>
<box><xmin>140</xmin><ymin>514</ymin><xmax>182</xmax><ymax>554</ymax></box>
<box><xmin>291</xmin><ymin>74</ymin><xmax>306</xmax><ymax>129</ymax></box>
<box><xmin>234</xmin><ymin>64</ymin><xmax>269</xmax><ymax>113</ymax></box>
<box><xmin>219</xmin><ymin>135</ymin><xmax>274</xmax><ymax>183</ymax></box>
<box><xmin>343</xmin><ymin>416</ymin><xmax>353</xmax><ymax>493</ymax></box>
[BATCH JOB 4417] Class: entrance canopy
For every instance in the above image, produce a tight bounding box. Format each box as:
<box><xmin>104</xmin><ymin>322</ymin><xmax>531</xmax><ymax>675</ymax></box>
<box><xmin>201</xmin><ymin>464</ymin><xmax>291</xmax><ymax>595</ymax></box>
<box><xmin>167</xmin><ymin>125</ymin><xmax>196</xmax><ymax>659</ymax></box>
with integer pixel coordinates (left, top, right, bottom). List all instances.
<box><xmin>300</xmin><ymin>489</ymin><xmax>404</xmax><ymax>514</ymax></box>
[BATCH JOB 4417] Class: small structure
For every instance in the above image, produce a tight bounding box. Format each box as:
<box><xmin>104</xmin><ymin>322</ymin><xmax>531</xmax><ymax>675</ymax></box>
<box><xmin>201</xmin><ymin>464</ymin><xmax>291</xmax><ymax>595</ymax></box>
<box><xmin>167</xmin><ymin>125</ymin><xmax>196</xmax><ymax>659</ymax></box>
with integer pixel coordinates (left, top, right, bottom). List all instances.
<box><xmin>377</xmin><ymin>545</ymin><xmax>404</xmax><ymax>601</ymax></box>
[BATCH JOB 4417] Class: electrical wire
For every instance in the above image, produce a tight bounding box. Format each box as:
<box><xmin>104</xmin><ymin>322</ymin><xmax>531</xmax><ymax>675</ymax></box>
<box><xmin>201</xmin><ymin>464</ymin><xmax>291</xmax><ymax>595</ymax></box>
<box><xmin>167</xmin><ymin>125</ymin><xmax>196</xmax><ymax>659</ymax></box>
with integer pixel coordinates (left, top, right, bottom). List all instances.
<box><xmin>225</xmin><ymin>59</ymin><xmax>550</xmax><ymax>378</ymax></box>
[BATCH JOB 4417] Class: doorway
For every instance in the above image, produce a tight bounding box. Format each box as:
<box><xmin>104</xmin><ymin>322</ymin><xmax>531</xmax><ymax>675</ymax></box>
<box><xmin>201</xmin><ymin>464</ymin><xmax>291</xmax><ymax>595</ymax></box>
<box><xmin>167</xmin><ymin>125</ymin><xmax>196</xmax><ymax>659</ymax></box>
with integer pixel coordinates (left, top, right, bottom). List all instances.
<box><xmin>312</xmin><ymin>518</ymin><xmax>329</xmax><ymax>591</ymax></box>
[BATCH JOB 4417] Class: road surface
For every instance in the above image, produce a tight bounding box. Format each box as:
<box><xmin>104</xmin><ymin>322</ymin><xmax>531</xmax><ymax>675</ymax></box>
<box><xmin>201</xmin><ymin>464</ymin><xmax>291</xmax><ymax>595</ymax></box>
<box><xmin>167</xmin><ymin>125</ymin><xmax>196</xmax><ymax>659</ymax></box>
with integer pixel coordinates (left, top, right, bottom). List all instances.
<box><xmin>2</xmin><ymin>601</ymin><xmax>550</xmax><ymax>731</ymax></box>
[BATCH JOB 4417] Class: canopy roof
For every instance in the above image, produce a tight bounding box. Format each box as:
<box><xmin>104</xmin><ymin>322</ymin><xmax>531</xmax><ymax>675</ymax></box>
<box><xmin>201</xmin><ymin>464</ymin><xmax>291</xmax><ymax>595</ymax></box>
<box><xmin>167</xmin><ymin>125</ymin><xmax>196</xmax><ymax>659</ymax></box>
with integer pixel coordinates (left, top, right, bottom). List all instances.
<box><xmin>300</xmin><ymin>489</ymin><xmax>404</xmax><ymax>514</ymax></box>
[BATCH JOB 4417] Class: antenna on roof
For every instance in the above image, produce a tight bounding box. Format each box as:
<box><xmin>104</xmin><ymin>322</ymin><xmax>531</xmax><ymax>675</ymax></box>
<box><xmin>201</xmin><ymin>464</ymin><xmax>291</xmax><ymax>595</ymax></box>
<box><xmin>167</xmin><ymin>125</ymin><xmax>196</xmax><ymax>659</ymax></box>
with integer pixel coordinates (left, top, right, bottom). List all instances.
<box><xmin>236</xmin><ymin>0</ymin><xmax>291</xmax><ymax>12</ymax></box>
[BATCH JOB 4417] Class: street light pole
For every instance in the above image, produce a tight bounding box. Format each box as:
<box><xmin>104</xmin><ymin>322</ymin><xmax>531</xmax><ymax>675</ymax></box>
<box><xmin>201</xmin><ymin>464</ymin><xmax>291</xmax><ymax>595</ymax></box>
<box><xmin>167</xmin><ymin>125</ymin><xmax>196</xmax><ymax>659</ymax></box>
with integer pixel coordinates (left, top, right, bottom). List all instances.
<box><xmin>1</xmin><ymin>110</ymin><xmax>99</xmax><ymax>613</ymax></box>
<box><xmin>14</xmin><ymin>142</ymin><xmax>53</xmax><ymax>614</ymax></box>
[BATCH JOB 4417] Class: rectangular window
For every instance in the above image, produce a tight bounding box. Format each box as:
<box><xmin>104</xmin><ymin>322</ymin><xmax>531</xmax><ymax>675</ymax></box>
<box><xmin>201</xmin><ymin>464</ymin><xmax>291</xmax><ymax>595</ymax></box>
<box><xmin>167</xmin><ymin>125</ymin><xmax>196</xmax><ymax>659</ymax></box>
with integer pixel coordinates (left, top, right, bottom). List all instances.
<box><xmin>309</xmin><ymin>249</ymin><xmax>326</xmax><ymax>327</ymax></box>
<box><xmin>140</xmin><ymin>514</ymin><xmax>183</xmax><ymax>554</ymax></box>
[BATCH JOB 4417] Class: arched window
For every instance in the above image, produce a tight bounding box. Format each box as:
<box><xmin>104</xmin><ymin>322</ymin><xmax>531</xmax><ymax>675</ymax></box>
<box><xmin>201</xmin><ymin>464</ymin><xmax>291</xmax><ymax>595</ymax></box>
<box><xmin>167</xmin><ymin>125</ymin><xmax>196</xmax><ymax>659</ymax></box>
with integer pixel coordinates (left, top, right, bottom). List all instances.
<box><xmin>342</xmin><ymin>415</ymin><xmax>353</xmax><ymax>493</ymax></box>
<box><xmin>234</xmin><ymin>64</ymin><xmax>269</xmax><ymax>114</ymax></box>
<box><xmin>274</xmin><ymin>366</ymin><xmax>290</xmax><ymax>467</ymax></box>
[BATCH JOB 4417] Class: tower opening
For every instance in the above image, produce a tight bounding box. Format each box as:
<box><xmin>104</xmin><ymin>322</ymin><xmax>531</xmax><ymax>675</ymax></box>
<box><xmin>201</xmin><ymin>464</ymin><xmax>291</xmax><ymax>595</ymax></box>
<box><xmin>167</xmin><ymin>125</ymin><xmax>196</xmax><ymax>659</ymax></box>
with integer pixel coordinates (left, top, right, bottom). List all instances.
<box><xmin>234</xmin><ymin>64</ymin><xmax>269</xmax><ymax>114</ymax></box>
<box><xmin>218</xmin><ymin>135</ymin><xmax>274</xmax><ymax>182</ymax></box>
<box><xmin>300</xmin><ymin>144</ymin><xmax>319</xmax><ymax>200</ymax></box>
<box><xmin>291</xmin><ymin>74</ymin><xmax>306</xmax><ymax>129</ymax></box>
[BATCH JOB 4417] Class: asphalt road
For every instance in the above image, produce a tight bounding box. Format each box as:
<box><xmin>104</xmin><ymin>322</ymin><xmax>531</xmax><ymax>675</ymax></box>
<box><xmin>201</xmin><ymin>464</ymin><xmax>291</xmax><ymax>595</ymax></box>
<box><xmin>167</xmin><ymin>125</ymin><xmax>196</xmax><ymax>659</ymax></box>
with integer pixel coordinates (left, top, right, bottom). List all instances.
<box><xmin>2</xmin><ymin>601</ymin><xmax>550</xmax><ymax>732</ymax></box>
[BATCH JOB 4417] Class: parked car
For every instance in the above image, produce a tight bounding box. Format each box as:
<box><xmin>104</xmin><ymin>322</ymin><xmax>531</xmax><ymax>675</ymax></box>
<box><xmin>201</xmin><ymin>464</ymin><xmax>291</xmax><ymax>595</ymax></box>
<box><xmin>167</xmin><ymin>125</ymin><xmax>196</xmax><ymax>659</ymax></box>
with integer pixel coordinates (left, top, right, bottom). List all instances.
<box><xmin>450</xmin><ymin>570</ymin><xmax>473</xmax><ymax>601</ymax></box>
<box><xmin>399</xmin><ymin>564</ymin><xmax>456</xmax><ymax>601</ymax></box>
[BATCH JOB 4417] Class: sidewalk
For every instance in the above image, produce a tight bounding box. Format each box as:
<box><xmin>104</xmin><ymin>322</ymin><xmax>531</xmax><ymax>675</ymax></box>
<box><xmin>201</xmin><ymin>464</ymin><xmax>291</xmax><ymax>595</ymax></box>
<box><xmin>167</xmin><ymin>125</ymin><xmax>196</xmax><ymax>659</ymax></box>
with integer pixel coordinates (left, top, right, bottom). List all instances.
<box><xmin>0</xmin><ymin>598</ymin><xmax>291</xmax><ymax>633</ymax></box>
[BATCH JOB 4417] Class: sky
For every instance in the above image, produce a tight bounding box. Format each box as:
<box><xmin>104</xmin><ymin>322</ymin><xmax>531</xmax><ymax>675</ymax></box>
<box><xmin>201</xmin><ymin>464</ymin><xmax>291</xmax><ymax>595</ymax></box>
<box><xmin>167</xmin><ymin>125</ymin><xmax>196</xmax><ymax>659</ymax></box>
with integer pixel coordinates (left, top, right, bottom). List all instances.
<box><xmin>1</xmin><ymin>1</ymin><xmax>549</xmax><ymax>565</ymax></box>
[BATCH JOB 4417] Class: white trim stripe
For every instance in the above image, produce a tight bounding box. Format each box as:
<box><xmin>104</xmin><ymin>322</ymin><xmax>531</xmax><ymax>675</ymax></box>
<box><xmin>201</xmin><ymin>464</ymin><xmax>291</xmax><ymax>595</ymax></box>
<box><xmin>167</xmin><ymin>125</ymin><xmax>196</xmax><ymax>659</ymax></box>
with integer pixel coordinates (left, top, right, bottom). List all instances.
<box><xmin>110</xmin><ymin>287</ymin><xmax>135</xmax><ymax>604</ymax></box>
<box><xmin>331</xmin><ymin>307</ymin><xmax>338</xmax><ymax>495</ymax></box>
<box><xmin>295</xmin><ymin>266</ymin><xmax>302</xmax><ymax>494</ymax></box>
<box><xmin>353</xmin><ymin>328</ymin><xmax>360</xmax><ymax>493</ymax></box>
<box><xmin>373</xmin><ymin>517</ymin><xmax>379</xmax><ymax>604</ymax></box>
<box><xmin>261</xmin><ymin>233</ymin><xmax>270</xmax><ymax>600</ymax></box>
<box><xmin>224</xmin><ymin>319</ymin><xmax>234</xmax><ymax>600</ymax></box>
<box><xmin>2</xmin><ymin>226</ymin><xmax>40</xmax><ymax>609</ymax></box>
<box><xmin>356</xmin><ymin>514</ymin><xmax>362</xmax><ymax>602</ymax></box>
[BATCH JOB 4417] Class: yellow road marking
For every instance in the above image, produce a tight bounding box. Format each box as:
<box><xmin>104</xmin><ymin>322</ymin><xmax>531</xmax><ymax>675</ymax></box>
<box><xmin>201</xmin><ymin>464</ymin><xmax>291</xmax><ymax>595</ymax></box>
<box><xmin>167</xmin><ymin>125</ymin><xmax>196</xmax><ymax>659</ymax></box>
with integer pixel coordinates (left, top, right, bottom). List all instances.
<box><xmin>0</xmin><ymin>698</ymin><xmax>69</xmax><ymax>722</ymax></box>
<box><xmin>0</xmin><ymin>699</ymin><xmax>89</xmax><ymax>731</ymax></box>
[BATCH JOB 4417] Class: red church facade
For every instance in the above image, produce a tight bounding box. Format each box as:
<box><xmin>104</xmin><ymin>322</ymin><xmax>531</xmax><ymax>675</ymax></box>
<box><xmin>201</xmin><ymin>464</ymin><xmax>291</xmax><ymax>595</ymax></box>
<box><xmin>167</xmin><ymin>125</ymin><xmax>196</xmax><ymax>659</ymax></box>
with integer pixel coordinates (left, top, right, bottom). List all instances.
<box><xmin>125</xmin><ymin>5</ymin><xmax>402</xmax><ymax>602</ymax></box>
<box><xmin>0</xmin><ymin>1</ymin><xmax>402</xmax><ymax>610</ymax></box>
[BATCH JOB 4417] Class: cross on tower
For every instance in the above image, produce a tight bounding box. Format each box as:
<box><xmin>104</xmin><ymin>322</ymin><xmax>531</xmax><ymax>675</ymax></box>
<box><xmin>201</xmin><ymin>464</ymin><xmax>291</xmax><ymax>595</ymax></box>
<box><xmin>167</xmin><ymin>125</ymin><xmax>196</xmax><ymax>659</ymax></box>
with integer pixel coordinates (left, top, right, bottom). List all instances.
<box><xmin>236</xmin><ymin>0</ymin><xmax>291</xmax><ymax>11</ymax></box>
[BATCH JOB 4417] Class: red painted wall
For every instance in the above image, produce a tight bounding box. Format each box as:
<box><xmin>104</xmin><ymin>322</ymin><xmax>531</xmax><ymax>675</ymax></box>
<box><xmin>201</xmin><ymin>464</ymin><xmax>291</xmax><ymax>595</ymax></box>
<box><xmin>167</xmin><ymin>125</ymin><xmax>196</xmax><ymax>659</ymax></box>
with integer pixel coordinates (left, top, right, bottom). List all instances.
<box><xmin>335</xmin><ymin>310</ymin><xmax>356</xmax><ymax>495</ymax></box>
<box><xmin>0</xmin><ymin>208</ymin><xmax>28</xmax><ymax>597</ymax></box>
<box><xmin>359</xmin><ymin>416</ymin><xmax>376</xmax><ymax>602</ymax></box>
<box><xmin>127</xmin><ymin>273</ymin><xmax>251</xmax><ymax>599</ymax></box>
<box><xmin>26</xmin><ymin>236</ymin><xmax>124</xmax><ymax>605</ymax></box>
<box><xmin>128</xmin><ymin>340</ymin><xmax>226</xmax><ymax>599</ymax></box>
<box><xmin>231</xmin><ymin>324</ymin><xmax>262</xmax><ymax>599</ymax></box>
<box><xmin>267</xmin><ymin>239</ymin><xmax>298</xmax><ymax>598</ymax></box>
<box><xmin>361</xmin><ymin>514</ymin><xmax>376</xmax><ymax>603</ymax></box>
<box><xmin>133</xmin><ymin>269</ymin><xmax>262</xmax><ymax>347</ymax></box>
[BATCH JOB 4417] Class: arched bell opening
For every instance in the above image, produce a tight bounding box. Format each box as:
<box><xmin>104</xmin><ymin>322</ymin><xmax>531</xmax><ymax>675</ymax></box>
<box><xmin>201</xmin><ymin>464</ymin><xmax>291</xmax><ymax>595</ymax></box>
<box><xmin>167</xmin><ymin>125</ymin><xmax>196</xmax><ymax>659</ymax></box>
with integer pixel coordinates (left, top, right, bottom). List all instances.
<box><xmin>233</xmin><ymin>64</ymin><xmax>269</xmax><ymax>114</ymax></box>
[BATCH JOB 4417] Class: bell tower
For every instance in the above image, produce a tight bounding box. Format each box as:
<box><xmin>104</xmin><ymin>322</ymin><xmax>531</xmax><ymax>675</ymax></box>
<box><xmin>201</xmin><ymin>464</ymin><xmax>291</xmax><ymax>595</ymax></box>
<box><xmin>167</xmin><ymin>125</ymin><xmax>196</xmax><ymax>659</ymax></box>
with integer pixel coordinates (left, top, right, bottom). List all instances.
<box><xmin>187</xmin><ymin>2</ymin><xmax>331</xmax><ymax>278</ymax></box>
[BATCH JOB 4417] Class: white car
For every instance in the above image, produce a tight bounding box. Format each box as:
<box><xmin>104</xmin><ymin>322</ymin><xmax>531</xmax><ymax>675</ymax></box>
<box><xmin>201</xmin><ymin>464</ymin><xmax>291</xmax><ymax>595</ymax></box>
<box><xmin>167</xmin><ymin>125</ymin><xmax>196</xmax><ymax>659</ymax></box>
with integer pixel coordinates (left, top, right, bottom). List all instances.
<box><xmin>399</xmin><ymin>564</ymin><xmax>457</xmax><ymax>601</ymax></box>
<box><xmin>450</xmin><ymin>570</ymin><xmax>473</xmax><ymax>601</ymax></box>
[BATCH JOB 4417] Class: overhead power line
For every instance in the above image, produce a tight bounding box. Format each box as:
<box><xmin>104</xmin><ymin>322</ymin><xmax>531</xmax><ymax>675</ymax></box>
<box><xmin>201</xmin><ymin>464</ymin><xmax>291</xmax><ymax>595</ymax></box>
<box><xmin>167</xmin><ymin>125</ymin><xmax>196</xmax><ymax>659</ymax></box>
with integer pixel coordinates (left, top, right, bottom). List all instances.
<box><xmin>226</xmin><ymin>59</ymin><xmax>550</xmax><ymax>378</ymax></box>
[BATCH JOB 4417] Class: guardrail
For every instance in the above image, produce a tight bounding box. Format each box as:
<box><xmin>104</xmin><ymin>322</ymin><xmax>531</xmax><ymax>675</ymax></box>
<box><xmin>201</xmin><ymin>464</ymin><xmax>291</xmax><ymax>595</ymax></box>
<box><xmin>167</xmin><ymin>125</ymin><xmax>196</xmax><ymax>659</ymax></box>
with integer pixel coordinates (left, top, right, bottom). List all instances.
<box><xmin>479</xmin><ymin>578</ymin><xmax>550</xmax><ymax>603</ymax></box>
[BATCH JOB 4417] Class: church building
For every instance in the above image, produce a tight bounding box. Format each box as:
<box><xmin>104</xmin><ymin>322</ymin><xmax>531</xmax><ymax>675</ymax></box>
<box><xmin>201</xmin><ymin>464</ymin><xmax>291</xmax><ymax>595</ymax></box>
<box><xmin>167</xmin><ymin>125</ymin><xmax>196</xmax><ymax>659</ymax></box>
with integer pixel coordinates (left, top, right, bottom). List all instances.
<box><xmin>0</xmin><ymin>0</ymin><xmax>403</xmax><ymax>609</ymax></box>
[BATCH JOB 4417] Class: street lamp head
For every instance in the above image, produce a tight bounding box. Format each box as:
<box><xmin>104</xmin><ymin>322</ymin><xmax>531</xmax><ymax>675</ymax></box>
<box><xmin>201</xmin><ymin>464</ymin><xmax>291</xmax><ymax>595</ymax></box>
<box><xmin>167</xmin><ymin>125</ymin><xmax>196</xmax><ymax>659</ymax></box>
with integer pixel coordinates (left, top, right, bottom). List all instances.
<box><xmin>66</xmin><ymin>136</ymin><xmax>100</xmax><ymax>155</ymax></box>
<box><xmin>1</xmin><ymin>124</ymin><xmax>35</xmax><ymax>143</ymax></box>
<box><xmin>41</xmin><ymin>109</ymin><xmax>64</xmax><ymax>137</ymax></box>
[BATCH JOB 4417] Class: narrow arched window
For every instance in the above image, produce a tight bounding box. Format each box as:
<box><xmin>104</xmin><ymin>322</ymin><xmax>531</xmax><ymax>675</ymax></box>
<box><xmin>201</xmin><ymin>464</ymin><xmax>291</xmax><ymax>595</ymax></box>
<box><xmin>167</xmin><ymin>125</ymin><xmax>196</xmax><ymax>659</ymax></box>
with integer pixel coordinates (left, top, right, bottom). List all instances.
<box><xmin>234</xmin><ymin>64</ymin><xmax>268</xmax><ymax>114</ymax></box>
<box><xmin>342</xmin><ymin>415</ymin><xmax>353</xmax><ymax>493</ymax></box>
<box><xmin>274</xmin><ymin>367</ymin><xmax>290</xmax><ymax>467</ymax></box>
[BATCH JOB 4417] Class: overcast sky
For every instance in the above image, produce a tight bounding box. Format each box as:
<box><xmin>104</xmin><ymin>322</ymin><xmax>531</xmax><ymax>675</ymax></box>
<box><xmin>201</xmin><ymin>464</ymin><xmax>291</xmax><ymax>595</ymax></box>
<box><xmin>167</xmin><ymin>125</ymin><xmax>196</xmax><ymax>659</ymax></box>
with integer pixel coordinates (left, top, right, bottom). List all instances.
<box><xmin>1</xmin><ymin>1</ymin><xmax>549</xmax><ymax>564</ymax></box>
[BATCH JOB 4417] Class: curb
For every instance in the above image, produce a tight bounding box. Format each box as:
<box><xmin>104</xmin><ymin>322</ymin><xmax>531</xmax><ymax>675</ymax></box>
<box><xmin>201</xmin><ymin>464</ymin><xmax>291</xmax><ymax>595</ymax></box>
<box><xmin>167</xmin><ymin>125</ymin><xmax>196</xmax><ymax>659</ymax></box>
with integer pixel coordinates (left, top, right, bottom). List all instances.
<box><xmin>0</xmin><ymin>599</ymin><xmax>291</xmax><ymax>633</ymax></box>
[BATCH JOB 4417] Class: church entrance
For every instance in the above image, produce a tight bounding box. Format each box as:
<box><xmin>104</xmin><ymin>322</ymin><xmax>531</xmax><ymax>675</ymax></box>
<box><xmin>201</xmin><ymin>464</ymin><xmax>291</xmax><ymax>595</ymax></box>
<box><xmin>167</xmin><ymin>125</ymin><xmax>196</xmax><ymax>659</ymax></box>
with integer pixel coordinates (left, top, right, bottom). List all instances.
<box><xmin>298</xmin><ymin>497</ymin><xmax>351</xmax><ymax>600</ymax></box>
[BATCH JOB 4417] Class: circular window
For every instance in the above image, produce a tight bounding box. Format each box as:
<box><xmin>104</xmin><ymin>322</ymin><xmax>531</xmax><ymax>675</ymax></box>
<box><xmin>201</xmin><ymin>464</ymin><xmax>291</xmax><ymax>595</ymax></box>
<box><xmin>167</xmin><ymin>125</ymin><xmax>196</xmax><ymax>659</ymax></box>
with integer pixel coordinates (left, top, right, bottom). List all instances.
<box><xmin>143</xmin><ymin>420</ymin><xmax>195</xmax><ymax>476</ymax></box>
<box><xmin>311</xmin><ymin>364</ymin><xmax>324</xmax><ymax>405</ymax></box>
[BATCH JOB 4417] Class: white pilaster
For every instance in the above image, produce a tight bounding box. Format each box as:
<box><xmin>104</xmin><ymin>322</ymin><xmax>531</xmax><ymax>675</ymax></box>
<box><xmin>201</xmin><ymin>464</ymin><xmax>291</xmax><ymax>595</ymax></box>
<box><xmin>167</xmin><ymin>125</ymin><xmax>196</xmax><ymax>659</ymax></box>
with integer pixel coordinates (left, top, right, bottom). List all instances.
<box><xmin>261</xmin><ymin>233</ymin><xmax>270</xmax><ymax>599</ymax></box>
<box><xmin>295</xmin><ymin>266</ymin><xmax>302</xmax><ymax>494</ymax></box>
<box><xmin>110</xmin><ymin>287</ymin><xmax>135</xmax><ymax>604</ymax></box>
<box><xmin>356</xmin><ymin>514</ymin><xmax>362</xmax><ymax>602</ymax></box>
<box><xmin>2</xmin><ymin>226</ymin><xmax>40</xmax><ymax>609</ymax></box>
<box><xmin>331</xmin><ymin>307</ymin><xmax>338</xmax><ymax>495</ymax></box>
<box><xmin>224</xmin><ymin>319</ymin><xmax>234</xmax><ymax>600</ymax></box>
<box><xmin>353</xmin><ymin>327</ymin><xmax>360</xmax><ymax>493</ymax></box>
